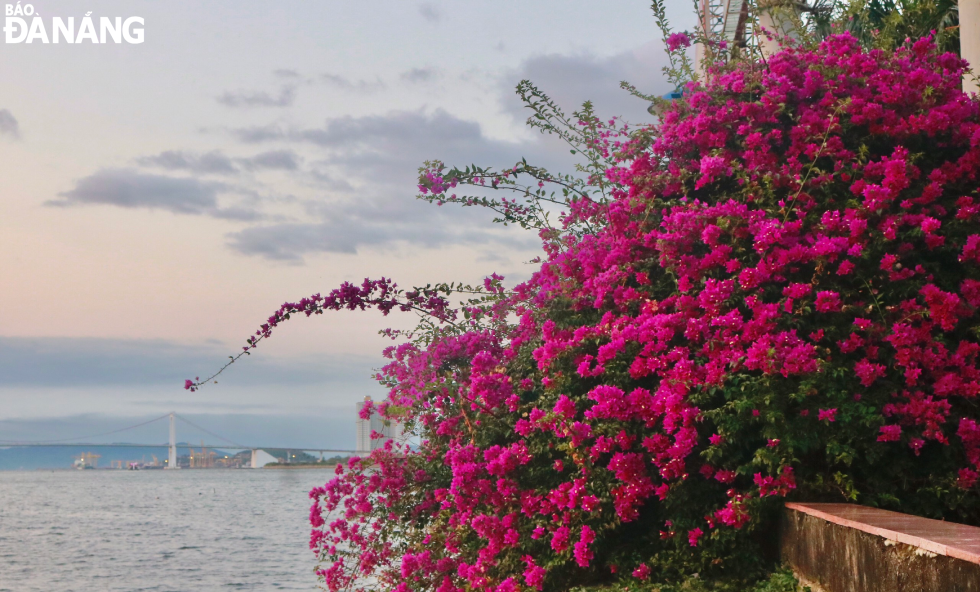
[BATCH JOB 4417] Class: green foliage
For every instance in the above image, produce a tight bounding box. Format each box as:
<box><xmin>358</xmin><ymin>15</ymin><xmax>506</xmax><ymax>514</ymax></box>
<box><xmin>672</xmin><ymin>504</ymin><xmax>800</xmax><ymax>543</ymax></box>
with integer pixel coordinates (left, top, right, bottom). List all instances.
<box><xmin>417</xmin><ymin>81</ymin><xmax>639</xmax><ymax>253</ymax></box>
<box><xmin>837</xmin><ymin>0</ymin><xmax>959</xmax><ymax>54</ymax></box>
<box><xmin>649</xmin><ymin>0</ymin><xmax>698</xmax><ymax>88</ymax></box>
<box><xmin>301</xmin><ymin>4</ymin><xmax>980</xmax><ymax>592</ymax></box>
<box><xmin>568</xmin><ymin>567</ymin><xmax>808</xmax><ymax>592</ymax></box>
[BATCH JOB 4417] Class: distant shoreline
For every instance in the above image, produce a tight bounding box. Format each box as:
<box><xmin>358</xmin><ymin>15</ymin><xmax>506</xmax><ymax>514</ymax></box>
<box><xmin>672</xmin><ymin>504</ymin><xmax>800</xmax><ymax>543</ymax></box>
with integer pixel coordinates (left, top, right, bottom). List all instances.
<box><xmin>262</xmin><ymin>463</ymin><xmax>338</xmax><ymax>470</ymax></box>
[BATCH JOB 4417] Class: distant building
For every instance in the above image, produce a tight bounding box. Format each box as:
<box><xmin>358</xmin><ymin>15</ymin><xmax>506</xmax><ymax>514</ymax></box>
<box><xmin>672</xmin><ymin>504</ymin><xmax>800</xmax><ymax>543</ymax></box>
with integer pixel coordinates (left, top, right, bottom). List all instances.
<box><xmin>73</xmin><ymin>452</ymin><xmax>101</xmax><ymax>469</ymax></box>
<box><xmin>356</xmin><ymin>396</ymin><xmax>404</xmax><ymax>454</ymax></box>
<box><xmin>188</xmin><ymin>445</ymin><xmax>217</xmax><ymax>468</ymax></box>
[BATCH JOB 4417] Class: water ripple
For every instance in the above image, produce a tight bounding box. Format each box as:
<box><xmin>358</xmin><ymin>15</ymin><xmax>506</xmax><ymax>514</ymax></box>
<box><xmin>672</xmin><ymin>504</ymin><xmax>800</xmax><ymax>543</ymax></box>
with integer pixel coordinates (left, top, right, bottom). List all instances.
<box><xmin>0</xmin><ymin>469</ymin><xmax>330</xmax><ymax>591</ymax></box>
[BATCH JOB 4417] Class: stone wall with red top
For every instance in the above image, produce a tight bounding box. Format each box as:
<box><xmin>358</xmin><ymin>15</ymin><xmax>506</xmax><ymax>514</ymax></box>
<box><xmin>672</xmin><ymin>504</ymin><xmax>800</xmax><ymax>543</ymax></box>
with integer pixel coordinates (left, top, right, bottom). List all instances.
<box><xmin>781</xmin><ymin>503</ymin><xmax>980</xmax><ymax>592</ymax></box>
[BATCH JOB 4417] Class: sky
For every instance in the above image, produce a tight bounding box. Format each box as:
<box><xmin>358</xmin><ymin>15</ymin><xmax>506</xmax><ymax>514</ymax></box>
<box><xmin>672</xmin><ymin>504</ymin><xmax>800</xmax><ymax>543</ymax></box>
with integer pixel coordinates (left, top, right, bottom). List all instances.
<box><xmin>0</xmin><ymin>0</ymin><xmax>695</xmax><ymax>449</ymax></box>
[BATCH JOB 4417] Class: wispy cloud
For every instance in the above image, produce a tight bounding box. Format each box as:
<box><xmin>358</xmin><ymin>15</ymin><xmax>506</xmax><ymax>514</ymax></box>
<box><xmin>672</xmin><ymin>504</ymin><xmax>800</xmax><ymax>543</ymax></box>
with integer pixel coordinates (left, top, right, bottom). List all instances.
<box><xmin>0</xmin><ymin>334</ymin><xmax>385</xmax><ymax>448</ymax></box>
<box><xmin>0</xmin><ymin>412</ymin><xmax>360</xmax><ymax>450</ymax></box>
<box><xmin>226</xmin><ymin>212</ymin><xmax>531</xmax><ymax>262</ymax></box>
<box><xmin>219</xmin><ymin>108</ymin><xmax>546</xmax><ymax>261</ymax></box>
<box><xmin>320</xmin><ymin>73</ymin><xmax>386</xmax><ymax>93</ymax></box>
<box><xmin>49</xmin><ymin>41</ymin><xmax>670</xmax><ymax>265</ymax></box>
<box><xmin>48</xmin><ymin>168</ymin><xmax>263</xmax><ymax>221</ymax></box>
<box><xmin>137</xmin><ymin>150</ymin><xmax>238</xmax><ymax>175</ymax></box>
<box><xmin>217</xmin><ymin>84</ymin><xmax>297</xmax><ymax>108</ymax></box>
<box><xmin>137</xmin><ymin>149</ymin><xmax>301</xmax><ymax>174</ymax></box>
<box><xmin>229</xmin><ymin>108</ymin><xmax>529</xmax><ymax>180</ymax></box>
<box><xmin>231</xmin><ymin>124</ymin><xmax>286</xmax><ymax>143</ymax></box>
<box><xmin>418</xmin><ymin>3</ymin><xmax>441</xmax><ymax>22</ymax></box>
<box><xmin>400</xmin><ymin>67</ymin><xmax>440</xmax><ymax>83</ymax></box>
<box><xmin>499</xmin><ymin>44</ymin><xmax>673</xmax><ymax>124</ymax></box>
<box><xmin>0</xmin><ymin>336</ymin><xmax>368</xmax><ymax>388</ymax></box>
<box><xmin>0</xmin><ymin>108</ymin><xmax>21</xmax><ymax>139</ymax></box>
<box><xmin>239</xmin><ymin>149</ymin><xmax>301</xmax><ymax>171</ymax></box>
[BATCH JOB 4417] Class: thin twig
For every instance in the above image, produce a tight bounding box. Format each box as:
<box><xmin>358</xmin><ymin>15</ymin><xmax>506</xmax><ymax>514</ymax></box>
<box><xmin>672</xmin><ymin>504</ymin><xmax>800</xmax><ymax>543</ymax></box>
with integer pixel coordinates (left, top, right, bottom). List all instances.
<box><xmin>782</xmin><ymin>102</ymin><xmax>846</xmax><ymax>223</ymax></box>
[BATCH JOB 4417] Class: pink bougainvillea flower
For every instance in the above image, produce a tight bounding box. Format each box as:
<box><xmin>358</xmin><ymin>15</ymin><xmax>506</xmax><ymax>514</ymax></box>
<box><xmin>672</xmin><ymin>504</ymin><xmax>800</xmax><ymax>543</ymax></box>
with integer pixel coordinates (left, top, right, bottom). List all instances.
<box><xmin>632</xmin><ymin>564</ymin><xmax>651</xmax><ymax>580</ymax></box>
<box><xmin>207</xmin><ymin>32</ymin><xmax>980</xmax><ymax>592</ymax></box>
<box><xmin>666</xmin><ymin>32</ymin><xmax>691</xmax><ymax>51</ymax></box>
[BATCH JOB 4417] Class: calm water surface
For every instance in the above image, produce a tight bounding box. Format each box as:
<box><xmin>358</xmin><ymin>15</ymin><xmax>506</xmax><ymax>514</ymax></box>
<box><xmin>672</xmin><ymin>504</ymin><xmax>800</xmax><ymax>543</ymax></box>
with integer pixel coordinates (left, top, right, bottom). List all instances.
<box><xmin>0</xmin><ymin>469</ymin><xmax>333</xmax><ymax>591</ymax></box>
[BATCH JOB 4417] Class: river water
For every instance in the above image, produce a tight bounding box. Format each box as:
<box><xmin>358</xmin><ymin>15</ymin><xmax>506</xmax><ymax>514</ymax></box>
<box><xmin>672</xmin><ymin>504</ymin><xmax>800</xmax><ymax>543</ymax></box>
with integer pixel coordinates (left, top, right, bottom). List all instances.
<box><xmin>0</xmin><ymin>469</ymin><xmax>334</xmax><ymax>591</ymax></box>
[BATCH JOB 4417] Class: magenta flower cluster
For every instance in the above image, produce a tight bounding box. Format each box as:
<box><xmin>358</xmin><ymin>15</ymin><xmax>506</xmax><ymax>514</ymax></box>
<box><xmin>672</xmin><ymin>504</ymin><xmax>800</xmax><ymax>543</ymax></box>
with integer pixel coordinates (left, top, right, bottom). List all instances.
<box><xmin>198</xmin><ymin>33</ymin><xmax>980</xmax><ymax>591</ymax></box>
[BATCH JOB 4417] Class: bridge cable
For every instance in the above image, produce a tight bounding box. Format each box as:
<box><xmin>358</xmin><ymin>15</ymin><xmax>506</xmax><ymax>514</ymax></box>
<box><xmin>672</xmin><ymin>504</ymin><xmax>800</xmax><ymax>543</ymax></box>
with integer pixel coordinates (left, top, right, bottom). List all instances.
<box><xmin>0</xmin><ymin>413</ymin><xmax>171</xmax><ymax>444</ymax></box>
<box><xmin>174</xmin><ymin>414</ymin><xmax>248</xmax><ymax>449</ymax></box>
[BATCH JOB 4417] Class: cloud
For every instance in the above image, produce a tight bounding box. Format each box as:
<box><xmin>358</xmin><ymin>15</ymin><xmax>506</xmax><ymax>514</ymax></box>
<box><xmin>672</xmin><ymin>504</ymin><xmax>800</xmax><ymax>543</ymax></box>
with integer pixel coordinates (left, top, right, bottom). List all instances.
<box><xmin>0</xmin><ymin>334</ymin><xmax>387</xmax><ymax>449</ymax></box>
<box><xmin>306</xmin><ymin>168</ymin><xmax>356</xmax><ymax>192</ymax></box>
<box><xmin>137</xmin><ymin>150</ymin><xmax>238</xmax><ymax>175</ymax></box>
<box><xmin>240</xmin><ymin>149</ymin><xmax>301</xmax><ymax>171</ymax></box>
<box><xmin>418</xmin><ymin>3</ymin><xmax>441</xmax><ymax>22</ymax></box>
<box><xmin>0</xmin><ymin>412</ymin><xmax>360</xmax><ymax>451</ymax></box>
<box><xmin>0</xmin><ymin>108</ymin><xmax>20</xmax><ymax>139</ymax></box>
<box><xmin>48</xmin><ymin>168</ymin><xmax>262</xmax><ymax>220</ymax></box>
<box><xmin>231</xmin><ymin>124</ymin><xmax>286</xmax><ymax>143</ymax></box>
<box><xmin>113</xmin><ymin>42</ymin><xmax>674</xmax><ymax>263</ymax></box>
<box><xmin>217</xmin><ymin>84</ymin><xmax>296</xmax><ymax>108</ymax></box>
<box><xmin>273</xmin><ymin>68</ymin><xmax>301</xmax><ymax>79</ymax></box>
<box><xmin>400</xmin><ymin>67</ymin><xmax>439</xmax><ymax>83</ymax></box>
<box><xmin>53</xmin><ymin>168</ymin><xmax>218</xmax><ymax>213</ymax></box>
<box><xmin>137</xmin><ymin>149</ymin><xmax>301</xmax><ymax>177</ymax></box>
<box><xmin>0</xmin><ymin>336</ymin><xmax>373</xmax><ymax>388</ymax></box>
<box><xmin>499</xmin><ymin>43</ymin><xmax>674</xmax><ymax>124</ymax></box>
<box><xmin>232</xmin><ymin>108</ymin><xmax>532</xmax><ymax>181</ymax></box>
<box><xmin>298</xmin><ymin>109</ymin><xmax>516</xmax><ymax>163</ymax></box>
<box><xmin>226</xmin><ymin>213</ymin><xmax>529</xmax><ymax>262</ymax></box>
<box><xmin>220</xmin><ymin>108</ymin><xmax>565</xmax><ymax>261</ymax></box>
<box><xmin>51</xmin><ymin>42</ymin><xmax>676</xmax><ymax>263</ymax></box>
<box><xmin>209</xmin><ymin>206</ymin><xmax>267</xmax><ymax>221</ymax></box>
<box><xmin>320</xmin><ymin>73</ymin><xmax>385</xmax><ymax>93</ymax></box>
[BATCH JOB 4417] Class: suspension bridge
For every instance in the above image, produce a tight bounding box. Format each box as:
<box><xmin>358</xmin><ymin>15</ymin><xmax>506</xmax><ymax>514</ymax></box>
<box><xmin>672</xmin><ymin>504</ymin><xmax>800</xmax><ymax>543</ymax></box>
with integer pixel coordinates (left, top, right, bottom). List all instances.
<box><xmin>0</xmin><ymin>413</ymin><xmax>359</xmax><ymax>469</ymax></box>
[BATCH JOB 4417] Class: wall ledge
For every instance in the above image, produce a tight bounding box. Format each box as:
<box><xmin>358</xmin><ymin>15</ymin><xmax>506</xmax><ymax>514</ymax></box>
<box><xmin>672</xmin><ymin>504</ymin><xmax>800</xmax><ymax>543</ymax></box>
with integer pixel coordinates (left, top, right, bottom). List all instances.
<box><xmin>781</xmin><ymin>503</ymin><xmax>980</xmax><ymax>592</ymax></box>
<box><xmin>785</xmin><ymin>503</ymin><xmax>980</xmax><ymax>565</ymax></box>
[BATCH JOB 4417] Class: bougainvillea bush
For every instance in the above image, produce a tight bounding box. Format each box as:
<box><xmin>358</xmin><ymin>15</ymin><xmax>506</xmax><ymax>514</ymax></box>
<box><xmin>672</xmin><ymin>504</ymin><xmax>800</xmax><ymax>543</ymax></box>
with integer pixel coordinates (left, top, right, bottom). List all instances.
<box><xmin>192</xmin><ymin>32</ymin><xmax>980</xmax><ymax>591</ymax></box>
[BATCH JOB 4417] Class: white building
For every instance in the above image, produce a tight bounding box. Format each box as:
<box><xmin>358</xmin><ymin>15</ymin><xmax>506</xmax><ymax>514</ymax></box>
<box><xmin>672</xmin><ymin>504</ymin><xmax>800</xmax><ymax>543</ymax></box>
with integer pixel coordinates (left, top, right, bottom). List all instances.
<box><xmin>356</xmin><ymin>396</ymin><xmax>404</xmax><ymax>454</ymax></box>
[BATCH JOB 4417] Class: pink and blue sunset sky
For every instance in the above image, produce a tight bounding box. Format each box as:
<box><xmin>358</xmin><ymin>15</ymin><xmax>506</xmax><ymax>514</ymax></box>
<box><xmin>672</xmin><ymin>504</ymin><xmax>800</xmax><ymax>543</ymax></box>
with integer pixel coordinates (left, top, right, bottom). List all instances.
<box><xmin>0</xmin><ymin>0</ymin><xmax>693</xmax><ymax>447</ymax></box>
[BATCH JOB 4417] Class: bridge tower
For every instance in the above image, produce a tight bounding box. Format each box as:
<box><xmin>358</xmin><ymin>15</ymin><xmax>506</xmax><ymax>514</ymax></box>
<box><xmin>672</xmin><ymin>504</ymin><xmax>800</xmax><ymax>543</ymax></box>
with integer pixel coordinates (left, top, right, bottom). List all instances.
<box><xmin>166</xmin><ymin>412</ymin><xmax>179</xmax><ymax>469</ymax></box>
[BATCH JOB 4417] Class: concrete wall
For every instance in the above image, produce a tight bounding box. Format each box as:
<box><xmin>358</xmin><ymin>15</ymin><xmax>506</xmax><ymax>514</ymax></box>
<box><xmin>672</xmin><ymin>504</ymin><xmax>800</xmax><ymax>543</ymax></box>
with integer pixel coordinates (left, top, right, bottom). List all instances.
<box><xmin>780</xmin><ymin>507</ymin><xmax>980</xmax><ymax>592</ymax></box>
